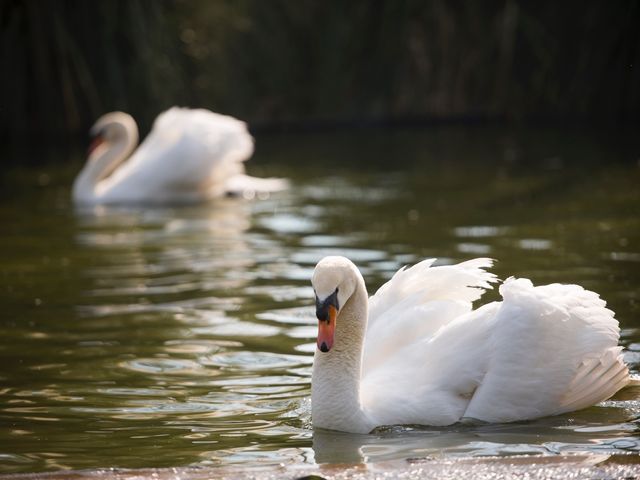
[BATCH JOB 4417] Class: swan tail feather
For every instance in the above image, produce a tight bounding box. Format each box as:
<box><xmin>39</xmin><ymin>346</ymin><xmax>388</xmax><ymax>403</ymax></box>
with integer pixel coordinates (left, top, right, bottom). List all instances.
<box><xmin>558</xmin><ymin>347</ymin><xmax>630</xmax><ymax>413</ymax></box>
<box><xmin>627</xmin><ymin>375</ymin><xmax>640</xmax><ymax>387</ymax></box>
<box><xmin>224</xmin><ymin>174</ymin><xmax>289</xmax><ymax>196</ymax></box>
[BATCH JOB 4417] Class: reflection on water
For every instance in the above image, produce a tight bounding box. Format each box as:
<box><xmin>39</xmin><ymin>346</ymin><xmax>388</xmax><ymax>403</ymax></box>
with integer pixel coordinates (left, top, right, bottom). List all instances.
<box><xmin>0</xmin><ymin>128</ymin><xmax>639</xmax><ymax>474</ymax></box>
<box><xmin>313</xmin><ymin>403</ymin><xmax>640</xmax><ymax>465</ymax></box>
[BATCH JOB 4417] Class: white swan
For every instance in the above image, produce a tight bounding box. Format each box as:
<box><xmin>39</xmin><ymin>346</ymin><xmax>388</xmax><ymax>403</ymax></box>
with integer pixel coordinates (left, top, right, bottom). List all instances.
<box><xmin>73</xmin><ymin>107</ymin><xmax>287</xmax><ymax>205</ymax></box>
<box><xmin>311</xmin><ymin>256</ymin><xmax>629</xmax><ymax>434</ymax></box>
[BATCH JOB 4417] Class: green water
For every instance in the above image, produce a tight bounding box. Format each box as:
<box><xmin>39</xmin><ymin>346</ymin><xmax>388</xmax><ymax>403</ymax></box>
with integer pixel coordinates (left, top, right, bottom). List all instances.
<box><xmin>1</xmin><ymin>127</ymin><xmax>639</xmax><ymax>474</ymax></box>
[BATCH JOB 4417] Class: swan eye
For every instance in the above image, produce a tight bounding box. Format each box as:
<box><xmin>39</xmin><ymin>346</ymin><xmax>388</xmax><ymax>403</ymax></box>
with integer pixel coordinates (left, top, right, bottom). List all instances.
<box><xmin>315</xmin><ymin>288</ymin><xmax>340</xmax><ymax>321</ymax></box>
<box><xmin>330</xmin><ymin>287</ymin><xmax>340</xmax><ymax>310</ymax></box>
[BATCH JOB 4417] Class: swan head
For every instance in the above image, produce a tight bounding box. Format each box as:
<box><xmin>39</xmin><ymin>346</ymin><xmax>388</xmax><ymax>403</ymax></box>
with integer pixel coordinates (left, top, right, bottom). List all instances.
<box><xmin>311</xmin><ymin>256</ymin><xmax>361</xmax><ymax>353</ymax></box>
<box><xmin>88</xmin><ymin>112</ymin><xmax>138</xmax><ymax>157</ymax></box>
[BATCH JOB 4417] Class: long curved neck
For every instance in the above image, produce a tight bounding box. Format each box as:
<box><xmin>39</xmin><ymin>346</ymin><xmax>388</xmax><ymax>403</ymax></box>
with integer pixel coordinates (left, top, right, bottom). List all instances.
<box><xmin>312</xmin><ymin>276</ymin><xmax>374</xmax><ymax>434</ymax></box>
<box><xmin>72</xmin><ymin>124</ymin><xmax>137</xmax><ymax>204</ymax></box>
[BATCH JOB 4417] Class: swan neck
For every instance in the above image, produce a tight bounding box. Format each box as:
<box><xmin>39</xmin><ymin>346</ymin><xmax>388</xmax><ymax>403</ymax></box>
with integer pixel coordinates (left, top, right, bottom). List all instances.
<box><xmin>72</xmin><ymin>120</ymin><xmax>138</xmax><ymax>203</ymax></box>
<box><xmin>312</xmin><ymin>275</ymin><xmax>373</xmax><ymax>433</ymax></box>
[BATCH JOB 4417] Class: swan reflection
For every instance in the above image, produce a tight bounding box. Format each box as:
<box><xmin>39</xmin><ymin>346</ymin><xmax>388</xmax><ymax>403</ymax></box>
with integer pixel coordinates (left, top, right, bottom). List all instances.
<box><xmin>312</xmin><ymin>402</ymin><xmax>640</xmax><ymax>464</ymax></box>
<box><xmin>312</xmin><ymin>425</ymin><xmax>552</xmax><ymax>464</ymax></box>
<box><xmin>74</xmin><ymin>199</ymin><xmax>253</xmax><ymax>307</ymax></box>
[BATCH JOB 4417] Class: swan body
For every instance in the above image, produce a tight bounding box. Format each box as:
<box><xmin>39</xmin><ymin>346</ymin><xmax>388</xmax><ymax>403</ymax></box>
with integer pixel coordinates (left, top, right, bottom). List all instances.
<box><xmin>73</xmin><ymin>108</ymin><xmax>287</xmax><ymax>205</ymax></box>
<box><xmin>311</xmin><ymin>256</ymin><xmax>629</xmax><ymax>434</ymax></box>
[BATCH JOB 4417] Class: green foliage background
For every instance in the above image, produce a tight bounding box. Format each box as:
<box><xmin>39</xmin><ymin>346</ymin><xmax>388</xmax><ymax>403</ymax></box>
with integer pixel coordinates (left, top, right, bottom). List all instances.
<box><xmin>1</xmin><ymin>0</ymin><xmax>639</xmax><ymax>143</ymax></box>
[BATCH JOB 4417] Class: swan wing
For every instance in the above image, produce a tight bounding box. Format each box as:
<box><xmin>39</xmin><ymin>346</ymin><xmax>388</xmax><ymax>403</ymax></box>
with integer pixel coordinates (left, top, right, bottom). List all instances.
<box><xmin>360</xmin><ymin>267</ymin><xmax>627</xmax><ymax>428</ymax></box>
<box><xmin>462</xmin><ymin>277</ymin><xmax>629</xmax><ymax>422</ymax></box>
<box><xmin>99</xmin><ymin>108</ymin><xmax>254</xmax><ymax>202</ymax></box>
<box><xmin>361</xmin><ymin>301</ymin><xmax>501</xmax><ymax>426</ymax></box>
<box><xmin>360</xmin><ymin>258</ymin><xmax>498</xmax><ymax>426</ymax></box>
<box><xmin>363</xmin><ymin>258</ymin><xmax>497</xmax><ymax>372</ymax></box>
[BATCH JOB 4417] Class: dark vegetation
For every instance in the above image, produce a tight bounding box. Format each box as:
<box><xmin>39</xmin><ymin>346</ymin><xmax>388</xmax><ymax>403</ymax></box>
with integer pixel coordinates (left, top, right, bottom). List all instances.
<box><xmin>1</xmin><ymin>0</ymin><xmax>639</xmax><ymax>148</ymax></box>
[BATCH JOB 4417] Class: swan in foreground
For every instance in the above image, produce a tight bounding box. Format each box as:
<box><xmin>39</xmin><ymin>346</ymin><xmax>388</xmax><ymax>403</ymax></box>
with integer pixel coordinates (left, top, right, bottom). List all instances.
<box><xmin>311</xmin><ymin>256</ymin><xmax>629</xmax><ymax>434</ymax></box>
<box><xmin>73</xmin><ymin>108</ymin><xmax>287</xmax><ymax>205</ymax></box>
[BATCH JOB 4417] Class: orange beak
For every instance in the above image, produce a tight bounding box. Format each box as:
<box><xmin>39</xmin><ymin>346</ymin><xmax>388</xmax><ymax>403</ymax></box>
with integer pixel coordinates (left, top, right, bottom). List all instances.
<box><xmin>317</xmin><ymin>304</ymin><xmax>337</xmax><ymax>353</ymax></box>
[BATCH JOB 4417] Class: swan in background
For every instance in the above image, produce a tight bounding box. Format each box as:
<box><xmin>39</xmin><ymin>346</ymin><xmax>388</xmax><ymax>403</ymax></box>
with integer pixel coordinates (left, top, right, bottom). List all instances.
<box><xmin>311</xmin><ymin>256</ymin><xmax>629</xmax><ymax>434</ymax></box>
<box><xmin>73</xmin><ymin>107</ymin><xmax>288</xmax><ymax>205</ymax></box>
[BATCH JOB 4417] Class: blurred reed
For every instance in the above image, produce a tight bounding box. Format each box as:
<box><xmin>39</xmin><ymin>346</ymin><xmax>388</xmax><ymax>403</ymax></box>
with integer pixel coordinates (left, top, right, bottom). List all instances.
<box><xmin>1</xmin><ymin>0</ymin><xmax>638</xmax><ymax>152</ymax></box>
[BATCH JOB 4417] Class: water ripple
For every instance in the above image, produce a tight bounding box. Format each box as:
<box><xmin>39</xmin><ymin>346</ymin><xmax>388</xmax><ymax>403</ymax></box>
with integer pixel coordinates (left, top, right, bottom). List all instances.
<box><xmin>121</xmin><ymin>358</ymin><xmax>208</xmax><ymax>375</ymax></box>
<box><xmin>202</xmin><ymin>351</ymin><xmax>311</xmax><ymax>371</ymax></box>
<box><xmin>3</xmin><ymin>147</ymin><xmax>640</xmax><ymax>474</ymax></box>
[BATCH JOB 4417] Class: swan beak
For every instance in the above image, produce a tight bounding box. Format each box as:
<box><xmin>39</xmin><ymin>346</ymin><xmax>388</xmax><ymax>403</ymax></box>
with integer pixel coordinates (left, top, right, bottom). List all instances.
<box><xmin>88</xmin><ymin>136</ymin><xmax>104</xmax><ymax>155</ymax></box>
<box><xmin>316</xmin><ymin>291</ymin><xmax>339</xmax><ymax>353</ymax></box>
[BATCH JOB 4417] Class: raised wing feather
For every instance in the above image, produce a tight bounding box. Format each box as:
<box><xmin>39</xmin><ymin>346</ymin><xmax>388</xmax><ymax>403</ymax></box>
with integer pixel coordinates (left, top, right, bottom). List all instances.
<box><xmin>368</xmin><ymin>258</ymin><xmax>496</xmax><ymax>321</ymax></box>
<box><xmin>363</xmin><ymin>258</ymin><xmax>497</xmax><ymax>372</ymax></box>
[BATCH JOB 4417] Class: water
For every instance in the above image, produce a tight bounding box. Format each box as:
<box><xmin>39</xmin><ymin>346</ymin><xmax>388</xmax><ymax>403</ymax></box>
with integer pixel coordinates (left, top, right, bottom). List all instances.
<box><xmin>1</xmin><ymin>127</ymin><xmax>639</xmax><ymax>475</ymax></box>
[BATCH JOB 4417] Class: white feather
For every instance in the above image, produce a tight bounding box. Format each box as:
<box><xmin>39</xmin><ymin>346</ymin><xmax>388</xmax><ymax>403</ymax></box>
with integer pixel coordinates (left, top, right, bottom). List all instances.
<box><xmin>310</xmin><ymin>256</ymin><xmax>630</xmax><ymax>433</ymax></box>
<box><xmin>74</xmin><ymin>107</ymin><xmax>288</xmax><ymax>205</ymax></box>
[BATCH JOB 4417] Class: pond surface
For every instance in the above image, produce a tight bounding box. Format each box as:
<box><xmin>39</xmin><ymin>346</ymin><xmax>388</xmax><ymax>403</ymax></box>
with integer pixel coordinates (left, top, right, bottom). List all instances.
<box><xmin>1</xmin><ymin>127</ymin><xmax>639</xmax><ymax>475</ymax></box>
